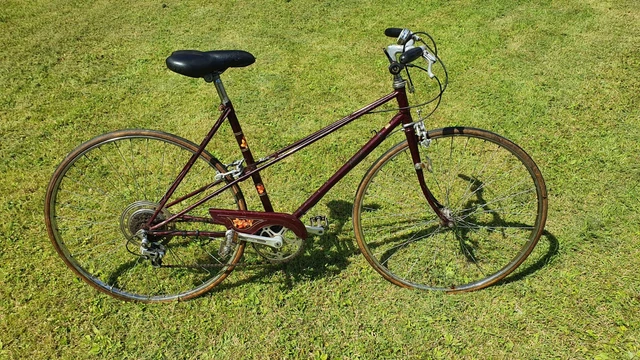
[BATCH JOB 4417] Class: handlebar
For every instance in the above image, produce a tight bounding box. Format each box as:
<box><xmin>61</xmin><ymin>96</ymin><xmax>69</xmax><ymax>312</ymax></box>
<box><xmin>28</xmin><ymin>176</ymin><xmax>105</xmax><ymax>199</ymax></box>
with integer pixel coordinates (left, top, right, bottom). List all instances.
<box><xmin>379</xmin><ymin>28</ymin><xmax>449</xmax><ymax>114</ymax></box>
<box><xmin>384</xmin><ymin>28</ymin><xmax>403</xmax><ymax>38</ymax></box>
<box><xmin>385</xmin><ymin>27</ymin><xmax>414</xmax><ymax>45</ymax></box>
<box><xmin>384</xmin><ymin>28</ymin><xmax>442</xmax><ymax>79</ymax></box>
<box><xmin>399</xmin><ymin>47</ymin><xmax>423</xmax><ymax>64</ymax></box>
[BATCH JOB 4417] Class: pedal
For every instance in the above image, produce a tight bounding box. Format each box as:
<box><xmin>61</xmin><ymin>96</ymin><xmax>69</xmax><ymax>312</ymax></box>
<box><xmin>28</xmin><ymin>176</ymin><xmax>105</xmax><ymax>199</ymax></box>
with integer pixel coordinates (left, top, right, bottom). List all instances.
<box><xmin>306</xmin><ymin>215</ymin><xmax>328</xmax><ymax>236</ymax></box>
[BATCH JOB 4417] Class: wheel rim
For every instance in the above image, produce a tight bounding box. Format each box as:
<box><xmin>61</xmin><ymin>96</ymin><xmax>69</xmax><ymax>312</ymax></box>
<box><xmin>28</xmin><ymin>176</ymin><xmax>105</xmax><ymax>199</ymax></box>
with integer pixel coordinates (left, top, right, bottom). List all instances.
<box><xmin>46</xmin><ymin>131</ymin><xmax>245</xmax><ymax>301</ymax></box>
<box><xmin>354</xmin><ymin>129</ymin><xmax>546</xmax><ymax>292</ymax></box>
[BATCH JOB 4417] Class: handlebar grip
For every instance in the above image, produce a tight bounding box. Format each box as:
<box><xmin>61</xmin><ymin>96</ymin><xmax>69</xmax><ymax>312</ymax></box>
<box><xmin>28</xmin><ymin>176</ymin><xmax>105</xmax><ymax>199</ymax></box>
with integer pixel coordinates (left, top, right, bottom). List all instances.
<box><xmin>384</xmin><ymin>28</ymin><xmax>403</xmax><ymax>38</ymax></box>
<box><xmin>399</xmin><ymin>47</ymin><xmax>424</xmax><ymax>64</ymax></box>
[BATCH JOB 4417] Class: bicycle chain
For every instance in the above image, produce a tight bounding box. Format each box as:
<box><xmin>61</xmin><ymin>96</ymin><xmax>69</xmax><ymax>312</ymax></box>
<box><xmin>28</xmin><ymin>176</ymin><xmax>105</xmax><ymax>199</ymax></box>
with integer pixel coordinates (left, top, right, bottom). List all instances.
<box><xmin>159</xmin><ymin>258</ymin><xmax>280</xmax><ymax>269</ymax></box>
<box><xmin>151</xmin><ymin>227</ymin><xmax>309</xmax><ymax>269</ymax></box>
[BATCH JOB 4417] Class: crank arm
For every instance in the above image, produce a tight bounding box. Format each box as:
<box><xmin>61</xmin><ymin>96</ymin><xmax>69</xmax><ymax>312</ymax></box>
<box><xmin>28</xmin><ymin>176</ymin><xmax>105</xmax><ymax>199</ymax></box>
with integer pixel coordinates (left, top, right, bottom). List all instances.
<box><xmin>226</xmin><ymin>229</ymin><xmax>283</xmax><ymax>249</ymax></box>
<box><xmin>305</xmin><ymin>225</ymin><xmax>325</xmax><ymax>236</ymax></box>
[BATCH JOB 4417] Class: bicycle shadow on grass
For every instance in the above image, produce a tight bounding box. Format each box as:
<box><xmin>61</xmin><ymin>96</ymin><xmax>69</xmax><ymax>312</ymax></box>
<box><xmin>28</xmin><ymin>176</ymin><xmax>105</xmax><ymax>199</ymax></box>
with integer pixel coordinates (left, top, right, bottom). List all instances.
<box><xmin>496</xmin><ymin>229</ymin><xmax>558</xmax><ymax>286</ymax></box>
<box><xmin>451</xmin><ymin>173</ymin><xmax>559</xmax><ymax>286</ymax></box>
<box><xmin>367</xmin><ymin>171</ymin><xmax>559</xmax><ymax>288</ymax></box>
<box><xmin>358</xmin><ymin>218</ymin><xmax>558</xmax><ymax>290</ymax></box>
<box><xmin>210</xmin><ymin>198</ymin><xmax>558</xmax><ymax>293</ymax></box>
<box><xmin>213</xmin><ymin>199</ymin><xmax>361</xmax><ymax>292</ymax></box>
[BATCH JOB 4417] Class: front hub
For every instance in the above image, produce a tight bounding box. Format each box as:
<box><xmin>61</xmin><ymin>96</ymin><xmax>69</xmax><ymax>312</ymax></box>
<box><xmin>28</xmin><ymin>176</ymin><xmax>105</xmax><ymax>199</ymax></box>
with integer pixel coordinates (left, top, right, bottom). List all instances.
<box><xmin>440</xmin><ymin>207</ymin><xmax>456</xmax><ymax>228</ymax></box>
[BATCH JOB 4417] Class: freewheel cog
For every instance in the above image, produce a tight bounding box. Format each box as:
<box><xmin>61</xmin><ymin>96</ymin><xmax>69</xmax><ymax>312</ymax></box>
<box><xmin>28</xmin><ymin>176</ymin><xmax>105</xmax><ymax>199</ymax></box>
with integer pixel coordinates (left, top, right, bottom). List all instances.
<box><xmin>120</xmin><ymin>201</ymin><xmax>173</xmax><ymax>240</ymax></box>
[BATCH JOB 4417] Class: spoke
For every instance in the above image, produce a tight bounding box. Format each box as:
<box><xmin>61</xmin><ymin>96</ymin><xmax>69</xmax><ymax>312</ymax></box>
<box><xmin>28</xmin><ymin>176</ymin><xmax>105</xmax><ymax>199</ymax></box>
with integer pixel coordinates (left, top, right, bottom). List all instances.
<box><xmin>95</xmin><ymin>146</ymin><xmax>135</xmax><ymax>199</ymax></box>
<box><xmin>68</xmin><ymin>233</ymin><xmax>125</xmax><ymax>257</ymax></box>
<box><xmin>453</xmin><ymin>139</ymin><xmax>486</xmax><ymax>207</ymax></box>
<box><xmin>113</xmin><ymin>140</ymin><xmax>143</xmax><ymax>200</ymax></box>
<box><xmin>451</xmin><ymin>141</ymin><xmax>509</xmax><ymax>210</ymax></box>
<box><xmin>143</xmin><ymin>139</ymin><xmax>149</xmax><ymax>199</ymax></box>
<box><xmin>445</xmin><ymin>136</ymin><xmax>469</xmax><ymax>207</ymax></box>
<box><xmin>440</xmin><ymin>230</ymin><xmax>455</xmax><ymax>285</ymax></box>
<box><xmin>402</xmin><ymin>228</ymin><xmax>444</xmax><ymax>279</ymax></box>
<box><xmin>202</xmin><ymin>245</ymin><xmax>226</xmax><ymax>266</ymax></box>
<box><xmin>56</xmin><ymin>217</ymin><xmax>118</xmax><ymax>229</ymax></box>
<box><xmin>455</xmin><ymin>188</ymin><xmax>536</xmax><ymax>223</ymax></box>
<box><xmin>61</xmin><ymin>175</ymin><xmax>111</xmax><ymax>199</ymax></box>
<box><xmin>166</xmin><ymin>245</ymin><xmax>212</xmax><ymax>280</ymax></box>
<box><xmin>364</xmin><ymin>215</ymin><xmax>441</xmax><ymax>237</ymax></box>
<box><xmin>361</xmin><ymin>208</ymin><xmax>435</xmax><ymax>221</ymax></box>
<box><xmin>453</xmin><ymin>166</ymin><xmax>528</xmax><ymax>212</ymax></box>
<box><xmin>380</xmin><ymin>226</ymin><xmax>446</xmax><ymax>266</ymax></box>
<box><xmin>454</xmin><ymin>232</ymin><xmax>486</xmax><ymax>276</ymax></box>
<box><xmin>457</xmin><ymin>196</ymin><xmax>536</xmax><ymax>216</ymax></box>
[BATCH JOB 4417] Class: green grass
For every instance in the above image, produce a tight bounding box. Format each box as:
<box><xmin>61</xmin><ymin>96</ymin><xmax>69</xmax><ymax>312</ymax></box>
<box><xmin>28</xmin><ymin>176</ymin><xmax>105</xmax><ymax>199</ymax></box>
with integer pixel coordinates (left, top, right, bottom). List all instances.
<box><xmin>1</xmin><ymin>0</ymin><xmax>639</xmax><ymax>358</ymax></box>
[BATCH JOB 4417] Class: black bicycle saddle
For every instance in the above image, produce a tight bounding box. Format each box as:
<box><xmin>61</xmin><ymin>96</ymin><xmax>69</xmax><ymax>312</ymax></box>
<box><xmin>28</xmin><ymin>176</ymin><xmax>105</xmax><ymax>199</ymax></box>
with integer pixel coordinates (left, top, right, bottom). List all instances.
<box><xmin>166</xmin><ymin>50</ymin><xmax>255</xmax><ymax>78</ymax></box>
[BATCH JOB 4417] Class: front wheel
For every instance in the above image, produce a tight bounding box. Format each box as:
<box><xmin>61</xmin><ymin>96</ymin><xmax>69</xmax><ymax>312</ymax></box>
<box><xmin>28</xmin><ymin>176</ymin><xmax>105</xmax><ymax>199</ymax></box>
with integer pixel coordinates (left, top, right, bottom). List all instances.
<box><xmin>353</xmin><ymin>127</ymin><xmax>547</xmax><ymax>292</ymax></box>
<box><xmin>45</xmin><ymin>130</ymin><xmax>246</xmax><ymax>302</ymax></box>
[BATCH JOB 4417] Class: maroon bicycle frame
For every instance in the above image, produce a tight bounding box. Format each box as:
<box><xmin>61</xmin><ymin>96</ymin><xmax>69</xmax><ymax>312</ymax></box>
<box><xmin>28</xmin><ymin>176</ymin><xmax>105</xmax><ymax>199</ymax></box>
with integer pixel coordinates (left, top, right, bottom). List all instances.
<box><xmin>147</xmin><ymin>83</ymin><xmax>448</xmax><ymax>238</ymax></box>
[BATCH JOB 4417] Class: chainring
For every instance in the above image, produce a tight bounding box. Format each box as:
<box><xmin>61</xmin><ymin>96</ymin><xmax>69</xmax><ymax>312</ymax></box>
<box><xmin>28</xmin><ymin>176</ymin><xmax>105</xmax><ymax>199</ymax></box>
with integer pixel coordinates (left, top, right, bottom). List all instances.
<box><xmin>252</xmin><ymin>225</ymin><xmax>304</xmax><ymax>264</ymax></box>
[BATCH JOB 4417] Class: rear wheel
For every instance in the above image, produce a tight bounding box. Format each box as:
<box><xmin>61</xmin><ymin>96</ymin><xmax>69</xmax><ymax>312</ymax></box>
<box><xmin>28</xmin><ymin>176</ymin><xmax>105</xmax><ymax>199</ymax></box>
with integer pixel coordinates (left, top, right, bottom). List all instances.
<box><xmin>353</xmin><ymin>127</ymin><xmax>547</xmax><ymax>292</ymax></box>
<box><xmin>45</xmin><ymin>130</ymin><xmax>246</xmax><ymax>302</ymax></box>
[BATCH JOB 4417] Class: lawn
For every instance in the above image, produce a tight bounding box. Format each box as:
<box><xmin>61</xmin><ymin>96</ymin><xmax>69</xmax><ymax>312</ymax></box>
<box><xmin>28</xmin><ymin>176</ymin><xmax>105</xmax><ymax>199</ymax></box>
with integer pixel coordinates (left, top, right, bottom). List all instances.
<box><xmin>1</xmin><ymin>0</ymin><xmax>639</xmax><ymax>358</ymax></box>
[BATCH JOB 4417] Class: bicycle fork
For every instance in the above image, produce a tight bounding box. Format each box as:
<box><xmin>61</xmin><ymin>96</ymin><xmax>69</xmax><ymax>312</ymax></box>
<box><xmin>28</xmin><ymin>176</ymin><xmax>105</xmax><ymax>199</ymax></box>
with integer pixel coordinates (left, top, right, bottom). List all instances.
<box><xmin>403</xmin><ymin>118</ymin><xmax>453</xmax><ymax>228</ymax></box>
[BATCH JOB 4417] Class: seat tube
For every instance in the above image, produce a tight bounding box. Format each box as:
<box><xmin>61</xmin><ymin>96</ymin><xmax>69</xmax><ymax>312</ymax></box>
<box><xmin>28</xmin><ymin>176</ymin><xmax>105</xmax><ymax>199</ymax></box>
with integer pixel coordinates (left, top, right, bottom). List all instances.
<box><xmin>209</xmin><ymin>74</ymin><xmax>274</xmax><ymax>211</ymax></box>
<box><xmin>225</xmin><ymin>103</ymin><xmax>275</xmax><ymax>212</ymax></box>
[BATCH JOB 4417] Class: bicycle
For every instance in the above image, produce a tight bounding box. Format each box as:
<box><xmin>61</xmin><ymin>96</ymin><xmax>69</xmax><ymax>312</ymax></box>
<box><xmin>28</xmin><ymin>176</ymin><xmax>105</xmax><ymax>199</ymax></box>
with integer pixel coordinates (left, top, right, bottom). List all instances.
<box><xmin>45</xmin><ymin>28</ymin><xmax>548</xmax><ymax>302</ymax></box>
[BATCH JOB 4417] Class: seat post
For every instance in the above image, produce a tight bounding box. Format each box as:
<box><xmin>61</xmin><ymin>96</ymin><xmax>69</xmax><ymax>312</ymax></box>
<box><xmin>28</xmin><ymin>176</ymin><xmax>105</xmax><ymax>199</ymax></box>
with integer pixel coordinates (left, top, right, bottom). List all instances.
<box><xmin>205</xmin><ymin>73</ymin><xmax>230</xmax><ymax>105</ymax></box>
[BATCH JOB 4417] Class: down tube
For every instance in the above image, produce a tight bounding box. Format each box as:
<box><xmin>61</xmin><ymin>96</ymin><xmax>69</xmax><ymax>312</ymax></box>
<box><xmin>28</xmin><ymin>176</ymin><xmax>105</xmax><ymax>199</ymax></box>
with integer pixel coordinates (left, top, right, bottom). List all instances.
<box><xmin>293</xmin><ymin>113</ymin><xmax>407</xmax><ymax>218</ymax></box>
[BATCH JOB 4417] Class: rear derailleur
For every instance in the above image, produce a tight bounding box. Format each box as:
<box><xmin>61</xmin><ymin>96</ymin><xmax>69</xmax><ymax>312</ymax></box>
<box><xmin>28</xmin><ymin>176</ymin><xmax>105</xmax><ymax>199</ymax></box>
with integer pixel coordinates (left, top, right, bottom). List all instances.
<box><xmin>136</xmin><ymin>230</ymin><xmax>165</xmax><ymax>267</ymax></box>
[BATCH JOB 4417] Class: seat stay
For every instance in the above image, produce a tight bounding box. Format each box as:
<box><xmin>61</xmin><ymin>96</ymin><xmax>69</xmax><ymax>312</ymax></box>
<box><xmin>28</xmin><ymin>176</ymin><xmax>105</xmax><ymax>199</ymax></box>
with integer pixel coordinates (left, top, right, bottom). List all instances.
<box><xmin>147</xmin><ymin>106</ymin><xmax>233</xmax><ymax>230</ymax></box>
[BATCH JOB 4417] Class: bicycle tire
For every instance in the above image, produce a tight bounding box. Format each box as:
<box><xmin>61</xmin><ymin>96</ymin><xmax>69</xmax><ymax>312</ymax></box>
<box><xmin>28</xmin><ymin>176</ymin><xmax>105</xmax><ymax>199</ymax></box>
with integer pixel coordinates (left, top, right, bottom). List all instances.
<box><xmin>45</xmin><ymin>129</ymin><xmax>246</xmax><ymax>302</ymax></box>
<box><xmin>353</xmin><ymin>127</ymin><xmax>547</xmax><ymax>292</ymax></box>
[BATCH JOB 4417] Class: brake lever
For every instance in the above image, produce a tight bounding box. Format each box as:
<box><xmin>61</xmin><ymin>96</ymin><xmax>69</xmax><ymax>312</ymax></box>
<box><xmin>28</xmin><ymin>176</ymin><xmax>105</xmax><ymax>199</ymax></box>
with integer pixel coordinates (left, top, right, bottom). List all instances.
<box><xmin>423</xmin><ymin>51</ymin><xmax>437</xmax><ymax>79</ymax></box>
